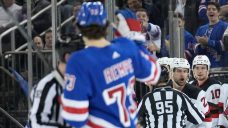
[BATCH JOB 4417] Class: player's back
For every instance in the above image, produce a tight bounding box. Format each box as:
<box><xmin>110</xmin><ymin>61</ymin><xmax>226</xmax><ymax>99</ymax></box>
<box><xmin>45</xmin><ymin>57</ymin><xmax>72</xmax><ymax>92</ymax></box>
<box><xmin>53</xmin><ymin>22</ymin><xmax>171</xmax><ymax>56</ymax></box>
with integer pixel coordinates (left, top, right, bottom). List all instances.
<box><xmin>62</xmin><ymin>37</ymin><xmax>160</xmax><ymax>128</ymax></box>
<box><xmin>74</xmin><ymin>37</ymin><xmax>139</xmax><ymax>126</ymax></box>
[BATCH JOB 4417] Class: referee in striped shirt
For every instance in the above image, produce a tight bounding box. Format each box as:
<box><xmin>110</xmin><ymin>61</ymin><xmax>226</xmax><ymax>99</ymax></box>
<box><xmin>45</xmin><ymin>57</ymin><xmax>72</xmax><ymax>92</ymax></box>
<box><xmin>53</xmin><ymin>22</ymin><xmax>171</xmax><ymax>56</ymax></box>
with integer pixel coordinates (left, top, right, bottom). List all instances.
<box><xmin>28</xmin><ymin>39</ymin><xmax>82</xmax><ymax>128</ymax></box>
<box><xmin>137</xmin><ymin>66</ymin><xmax>205</xmax><ymax>128</ymax></box>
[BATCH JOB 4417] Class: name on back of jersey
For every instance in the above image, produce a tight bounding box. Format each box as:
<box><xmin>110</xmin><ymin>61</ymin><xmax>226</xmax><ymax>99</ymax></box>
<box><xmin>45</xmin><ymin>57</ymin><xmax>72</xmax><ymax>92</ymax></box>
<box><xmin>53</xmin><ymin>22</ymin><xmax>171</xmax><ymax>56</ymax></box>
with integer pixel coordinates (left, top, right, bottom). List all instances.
<box><xmin>104</xmin><ymin>58</ymin><xmax>133</xmax><ymax>84</ymax></box>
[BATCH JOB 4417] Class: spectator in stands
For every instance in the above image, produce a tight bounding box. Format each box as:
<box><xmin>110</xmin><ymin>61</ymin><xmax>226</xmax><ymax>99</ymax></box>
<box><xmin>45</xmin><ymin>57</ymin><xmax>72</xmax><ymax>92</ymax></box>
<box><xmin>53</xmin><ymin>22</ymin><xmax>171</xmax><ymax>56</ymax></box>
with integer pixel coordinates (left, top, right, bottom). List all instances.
<box><xmin>0</xmin><ymin>0</ymin><xmax>22</xmax><ymax>52</ymax></box>
<box><xmin>62</xmin><ymin>1</ymin><xmax>82</xmax><ymax>36</ymax></box>
<box><xmin>126</xmin><ymin>0</ymin><xmax>163</xmax><ymax>28</ymax></box>
<box><xmin>59</xmin><ymin>2</ymin><xmax>74</xmax><ymax>36</ymax></box>
<box><xmin>43</xmin><ymin>29</ymin><xmax>52</xmax><ymax>69</ymax></box>
<box><xmin>72</xmin><ymin>1</ymin><xmax>82</xmax><ymax>18</ymax></box>
<box><xmin>166</xmin><ymin>13</ymin><xmax>197</xmax><ymax>65</ymax></box>
<box><xmin>220</xmin><ymin>4</ymin><xmax>228</xmax><ymax>22</ymax></box>
<box><xmin>0</xmin><ymin>0</ymin><xmax>22</xmax><ymax>33</ymax></box>
<box><xmin>15</xmin><ymin>0</ymin><xmax>26</xmax><ymax>6</ymax></box>
<box><xmin>33</xmin><ymin>36</ymin><xmax>44</xmax><ymax>50</ymax></box>
<box><xmin>43</xmin><ymin>30</ymin><xmax>52</xmax><ymax>50</ymax></box>
<box><xmin>195</xmin><ymin>2</ymin><xmax>228</xmax><ymax>68</ymax></box>
<box><xmin>32</xmin><ymin>0</ymin><xmax>51</xmax><ymax>34</ymax></box>
<box><xmin>198</xmin><ymin>0</ymin><xmax>228</xmax><ymax>24</ymax></box>
<box><xmin>171</xmin><ymin>0</ymin><xmax>201</xmax><ymax>35</ymax></box>
<box><xmin>136</xmin><ymin>8</ymin><xmax>161</xmax><ymax>57</ymax></box>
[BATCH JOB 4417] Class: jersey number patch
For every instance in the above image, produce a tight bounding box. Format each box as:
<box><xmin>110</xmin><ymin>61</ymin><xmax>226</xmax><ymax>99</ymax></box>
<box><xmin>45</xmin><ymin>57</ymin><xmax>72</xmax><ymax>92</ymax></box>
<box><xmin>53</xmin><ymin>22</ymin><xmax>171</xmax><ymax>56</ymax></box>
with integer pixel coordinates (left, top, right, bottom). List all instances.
<box><xmin>211</xmin><ymin>89</ymin><xmax>220</xmax><ymax>99</ymax></box>
<box><xmin>156</xmin><ymin>101</ymin><xmax>173</xmax><ymax>115</ymax></box>
<box><xmin>103</xmin><ymin>77</ymin><xmax>136</xmax><ymax>127</ymax></box>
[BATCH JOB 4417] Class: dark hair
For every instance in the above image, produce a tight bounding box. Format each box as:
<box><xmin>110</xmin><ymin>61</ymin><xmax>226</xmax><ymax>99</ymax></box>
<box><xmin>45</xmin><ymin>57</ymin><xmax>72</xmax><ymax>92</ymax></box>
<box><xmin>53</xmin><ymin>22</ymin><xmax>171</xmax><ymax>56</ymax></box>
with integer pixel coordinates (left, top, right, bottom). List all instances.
<box><xmin>207</xmin><ymin>2</ymin><xmax>220</xmax><ymax>11</ymax></box>
<box><xmin>173</xmin><ymin>68</ymin><xmax>190</xmax><ymax>73</ymax></box>
<box><xmin>77</xmin><ymin>22</ymin><xmax>109</xmax><ymax>40</ymax></box>
<box><xmin>158</xmin><ymin>66</ymin><xmax>169</xmax><ymax>83</ymax></box>
<box><xmin>135</xmin><ymin>8</ymin><xmax>149</xmax><ymax>17</ymax></box>
<box><xmin>174</xmin><ymin>12</ymin><xmax>184</xmax><ymax>20</ymax></box>
<box><xmin>192</xmin><ymin>65</ymin><xmax>209</xmax><ymax>70</ymax></box>
<box><xmin>85</xmin><ymin>0</ymin><xmax>105</xmax><ymax>4</ymax></box>
<box><xmin>56</xmin><ymin>37</ymin><xmax>83</xmax><ymax>63</ymax></box>
<box><xmin>44</xmin><ymin>29</ymin><xmax>52</xmax><ymax>37</ymax></box>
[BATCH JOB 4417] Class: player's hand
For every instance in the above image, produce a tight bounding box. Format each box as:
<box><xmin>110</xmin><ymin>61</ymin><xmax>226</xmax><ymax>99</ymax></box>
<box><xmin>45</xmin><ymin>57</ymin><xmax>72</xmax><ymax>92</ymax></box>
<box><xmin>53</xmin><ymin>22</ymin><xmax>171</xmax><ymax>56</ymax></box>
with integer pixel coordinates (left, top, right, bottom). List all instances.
<box><xmin>115</xmin><ymin>9</ymin><xmax>146</xmax><ymax>43</ymax></box>
<box><xmin>136</xmin><ymin>123</ymin><xmax>143</xmax><ymax>128</ymax></box>
<box><xmin>140</xmin><ymin>20</ymin><xmax>149</xmax><ymax>33</ymax></box>
<box><xmin>147</xmin><ymin>42</ymin><xmax>158</xmax><ymax>52</ymax></box>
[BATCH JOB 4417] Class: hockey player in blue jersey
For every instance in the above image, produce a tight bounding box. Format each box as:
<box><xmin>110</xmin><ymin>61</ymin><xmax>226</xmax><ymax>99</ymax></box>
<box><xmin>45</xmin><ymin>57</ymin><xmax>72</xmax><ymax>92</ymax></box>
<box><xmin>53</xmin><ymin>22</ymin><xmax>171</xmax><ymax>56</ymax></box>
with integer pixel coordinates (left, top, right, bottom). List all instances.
<box><xmin>61</xmin><ymin>1</ymin><xmax>161</xmax><ymax>128</ymax></box>
<box><xmin>195</xmin><ymin>2</ymin><xmax>228</xmax><ymax>68</ymax></box>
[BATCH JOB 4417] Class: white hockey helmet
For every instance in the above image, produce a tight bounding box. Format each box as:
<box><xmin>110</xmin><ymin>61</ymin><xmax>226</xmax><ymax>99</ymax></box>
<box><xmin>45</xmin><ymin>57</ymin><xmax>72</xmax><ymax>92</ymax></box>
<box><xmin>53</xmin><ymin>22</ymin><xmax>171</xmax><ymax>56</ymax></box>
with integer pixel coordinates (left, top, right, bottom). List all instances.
<box><xmin>171</xmin><ymin>58</ymin><xmax>190</xmax><ymax>70</ymax></box>
<box><xmin>157</xmin><ymin>57</ymin><xmax>169</xmax><ymax>65</ymax></box>
<box><xmin>192</xmin><ymin>55</ymin><xmax>211</xmax><ymax>70</ymax></box>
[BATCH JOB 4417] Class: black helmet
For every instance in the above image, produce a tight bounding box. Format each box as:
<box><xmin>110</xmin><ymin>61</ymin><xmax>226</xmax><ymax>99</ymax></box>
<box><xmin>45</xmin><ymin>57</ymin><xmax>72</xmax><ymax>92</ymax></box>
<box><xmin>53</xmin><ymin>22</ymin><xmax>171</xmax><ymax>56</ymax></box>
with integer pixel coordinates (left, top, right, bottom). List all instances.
<box><xmin>56</xmin><ymin>34</ymin><xmax>84</xmax><ymax>63</ymax></box>
<box><xmin>158</xmin><ymin>65</ymin><xmax>169</xmax><ymax>84</ymax></box>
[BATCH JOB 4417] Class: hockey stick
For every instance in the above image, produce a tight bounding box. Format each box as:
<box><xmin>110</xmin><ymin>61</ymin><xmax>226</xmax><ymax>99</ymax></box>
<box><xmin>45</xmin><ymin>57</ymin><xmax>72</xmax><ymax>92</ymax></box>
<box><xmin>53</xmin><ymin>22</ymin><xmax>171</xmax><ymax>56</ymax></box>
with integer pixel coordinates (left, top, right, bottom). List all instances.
<box><xmin>0</xmin><ymin>107</ymin><xmax>24</xmax><ymax>128</ymax></box>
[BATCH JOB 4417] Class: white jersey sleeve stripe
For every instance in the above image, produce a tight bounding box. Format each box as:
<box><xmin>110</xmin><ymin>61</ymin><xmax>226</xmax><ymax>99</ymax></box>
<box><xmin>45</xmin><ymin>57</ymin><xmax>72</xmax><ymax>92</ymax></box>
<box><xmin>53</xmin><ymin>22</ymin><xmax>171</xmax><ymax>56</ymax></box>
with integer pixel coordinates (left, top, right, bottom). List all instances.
<box><xmin>83</xmin><ymin>115</ymin><xmax>119</xmax><ymax>128</ymax></box>
<box><xmin>136</xmin><ymin>53</ymin><xmax>161</xmax><ymax>84</ymax></box>
<box><xmin>184</xmin><ymin>97</ymin><xmax>205</xmax><ymax>124</ymax></box>
<box><xmin>61</xmin><ymin>95</ymin><xmax>89</xmax><ymax>108</ymax></box>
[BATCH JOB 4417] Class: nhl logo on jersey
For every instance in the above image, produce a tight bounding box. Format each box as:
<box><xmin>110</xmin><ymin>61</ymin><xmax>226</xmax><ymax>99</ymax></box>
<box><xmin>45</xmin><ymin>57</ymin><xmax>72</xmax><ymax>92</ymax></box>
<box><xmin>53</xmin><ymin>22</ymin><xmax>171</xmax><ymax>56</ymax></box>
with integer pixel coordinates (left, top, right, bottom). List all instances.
<box><xmin>64</xmin><ymin>74</ymin><xmax>76</xmax><ymax>91</ymax></box>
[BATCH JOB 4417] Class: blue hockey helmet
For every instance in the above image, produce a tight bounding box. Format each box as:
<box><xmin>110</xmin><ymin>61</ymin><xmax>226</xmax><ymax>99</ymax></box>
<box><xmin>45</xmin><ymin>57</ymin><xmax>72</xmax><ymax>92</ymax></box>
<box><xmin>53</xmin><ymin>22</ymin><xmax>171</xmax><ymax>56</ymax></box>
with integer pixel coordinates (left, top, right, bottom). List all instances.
<box><xmin>76</xmin><ymin>1</ymin><xmax>107</xmax><ymax>27</ymax></box>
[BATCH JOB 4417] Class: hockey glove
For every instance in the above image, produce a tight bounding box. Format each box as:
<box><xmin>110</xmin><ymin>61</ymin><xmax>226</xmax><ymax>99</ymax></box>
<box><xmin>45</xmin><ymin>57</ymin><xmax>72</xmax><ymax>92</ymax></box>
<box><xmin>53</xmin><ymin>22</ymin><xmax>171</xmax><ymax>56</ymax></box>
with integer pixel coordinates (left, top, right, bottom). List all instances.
<box><xmin>115</xmin><ymin>9</ymin><xmax>146</xmax><ymax>44</ymax></box>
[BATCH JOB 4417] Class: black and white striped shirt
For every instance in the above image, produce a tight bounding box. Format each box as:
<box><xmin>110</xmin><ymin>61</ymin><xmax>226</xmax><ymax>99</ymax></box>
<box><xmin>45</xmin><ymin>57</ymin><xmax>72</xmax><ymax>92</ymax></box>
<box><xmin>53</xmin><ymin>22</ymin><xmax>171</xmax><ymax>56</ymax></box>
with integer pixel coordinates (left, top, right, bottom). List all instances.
<box><xmin>137</xmin><ymin>86</ymin><xmax>205</xmax><ymax>128</ymax></box>
<box><xmin>29</xmin><ymin>70</ymin><xmax>69</xmax><ymax>128</ymax></box>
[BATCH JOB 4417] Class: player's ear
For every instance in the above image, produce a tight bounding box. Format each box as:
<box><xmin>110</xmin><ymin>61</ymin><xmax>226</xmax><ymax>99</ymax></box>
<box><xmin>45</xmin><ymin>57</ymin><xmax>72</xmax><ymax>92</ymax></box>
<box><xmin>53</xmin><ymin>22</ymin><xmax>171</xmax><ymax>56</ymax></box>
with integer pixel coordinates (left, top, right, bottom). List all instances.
<box><xmin>206</xmin><ymin>69</ymin><xmax>210</xmax><ymax>77</ymax></box>
<box><xmin>64</xmin><ymin>53</ymin><xmax>71</xmax><ymax>63</ymax></box>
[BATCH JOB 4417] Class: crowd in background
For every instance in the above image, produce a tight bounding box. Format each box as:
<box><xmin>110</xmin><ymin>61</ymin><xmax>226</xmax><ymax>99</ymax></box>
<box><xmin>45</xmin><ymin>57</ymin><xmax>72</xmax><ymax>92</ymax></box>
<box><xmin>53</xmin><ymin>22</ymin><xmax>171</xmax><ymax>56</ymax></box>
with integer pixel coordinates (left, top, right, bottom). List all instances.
<box><xmin>0</xmin><ymin>0</ymin><xmax>227</xmax><ymax>68</ymax></box>
<box><xmin>0</xmin><ymin>0</ymin><xmax>228</xmax><ymax>127</ymax></box>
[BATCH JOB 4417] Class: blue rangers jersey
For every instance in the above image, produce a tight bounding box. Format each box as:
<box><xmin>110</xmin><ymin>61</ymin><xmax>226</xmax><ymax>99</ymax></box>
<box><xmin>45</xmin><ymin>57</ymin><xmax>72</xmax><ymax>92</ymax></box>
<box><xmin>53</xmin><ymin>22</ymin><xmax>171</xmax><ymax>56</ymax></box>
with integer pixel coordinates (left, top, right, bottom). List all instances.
<box><xmin>195</xmin><ymin>20</ymin><xmax>228</xmax><ymax>68</ymax></box>
<box><xmin>198</xmin><ymin>0</ymin><xmax>228</xmax><ymax>23</ymax></box>
<box><xmin>61</xmin><ymin>37</ymin><xmax>161</xmax><ymax>128</ymax></box>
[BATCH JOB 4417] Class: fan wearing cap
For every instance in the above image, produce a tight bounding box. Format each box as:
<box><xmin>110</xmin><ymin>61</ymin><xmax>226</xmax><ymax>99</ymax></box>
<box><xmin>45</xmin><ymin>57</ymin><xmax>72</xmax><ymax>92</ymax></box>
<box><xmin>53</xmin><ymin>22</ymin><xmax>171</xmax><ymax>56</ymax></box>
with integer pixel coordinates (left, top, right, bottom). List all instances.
<box><xmin>170</xmin><ymin>58</ymin><xmax>210</xmax><ymax>128</ymax></box>
<box><xmin>191</xmin><ymin>55</ymin><xmax>223</xmax><ymax>127</ymax></box>
<box><xmin>61</xmin><ymin>1</ymin><xmax>161</xmax><ymax>128</ymax></box>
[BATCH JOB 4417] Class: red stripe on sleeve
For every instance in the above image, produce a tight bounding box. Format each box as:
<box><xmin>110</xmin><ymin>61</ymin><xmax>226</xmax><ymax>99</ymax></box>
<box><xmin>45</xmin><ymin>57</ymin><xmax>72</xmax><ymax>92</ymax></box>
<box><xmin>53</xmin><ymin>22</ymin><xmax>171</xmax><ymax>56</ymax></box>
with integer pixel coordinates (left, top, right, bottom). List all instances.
<box><xmin>63</xmin><ymin>106</ymin><xmax>88</xmax><ymax>114</ymax></box>
<box><xmin>204</xmin><ymin>117</ymin><xmax>212</xmax><ymax>122</ymax></box>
